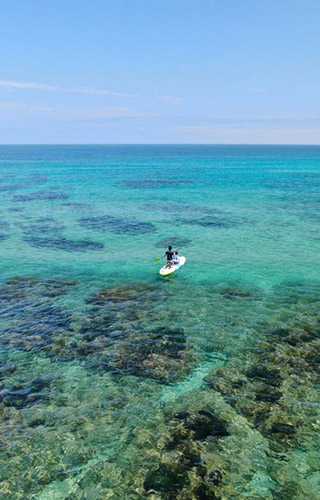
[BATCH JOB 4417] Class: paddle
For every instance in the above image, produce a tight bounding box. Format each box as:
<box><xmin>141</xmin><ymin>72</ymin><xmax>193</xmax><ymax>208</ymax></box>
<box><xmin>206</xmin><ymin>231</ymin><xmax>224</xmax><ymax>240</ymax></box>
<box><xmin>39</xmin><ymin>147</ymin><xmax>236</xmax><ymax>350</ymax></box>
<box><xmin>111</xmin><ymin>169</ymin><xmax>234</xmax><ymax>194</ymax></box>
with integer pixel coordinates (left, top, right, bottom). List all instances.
<box><xmin>155</xmin><ymin>254</ymin><xmax>166</xmax><ymax>262</ymax></box>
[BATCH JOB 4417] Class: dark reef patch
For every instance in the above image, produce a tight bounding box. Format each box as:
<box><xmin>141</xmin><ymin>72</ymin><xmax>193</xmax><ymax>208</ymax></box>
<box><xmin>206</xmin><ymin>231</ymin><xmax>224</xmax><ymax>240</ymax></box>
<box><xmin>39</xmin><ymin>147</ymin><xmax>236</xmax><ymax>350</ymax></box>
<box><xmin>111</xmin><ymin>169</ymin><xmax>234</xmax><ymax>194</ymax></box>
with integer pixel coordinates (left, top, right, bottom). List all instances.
<box><xmin>144</xmin><ymin>463</ymin><xmax>190</xmax><ymax>497</ymax></box>
<box><xmin>0</xmin><ymin>183</ymin><xmax>28</xmax><ymax>192</ymax></box>
<box><xmin>20</xmin><ymin>217</ymin><xmax>65</xmax><ymax>237</ymax></box>
<box><xmin>182</xmin><ymin>215</ymin><xmax>238</xmax><ymax>228</ymax></box>
<box><xmin>0</xmin><ymin>234</ymin><xmax>8</xmax><ymax>242</ymax></box>
<box><xmin>1</xmin><ymin>276</ymin><xmax>76</xmax><ymax>298</ymax></box>
<box><xmin>61</xmin><ymin>202</ymin><xmax>94</xmax><ymax>212</ymax></box>
<box><xmin>0</xmin><ymin>220</ymin><xmax>10</xmax><ymax>231</ymax></box>
<box><xmin>142</xmin><ymin>406</ymin><xmax>227</xmax><ymax>498</ymax></box>
<box><xmin>168</xmin><ymin>409</ymin><xmax>229</xmax><ymax>444</ymax></box>
<box><xmin>8</xmin><ymin>206</ymin><xmax>25</xmax><ymax>212</ymax></box>
<box><xmin>1</xmin><ymin>174</ymin><xmax>17</xmax><ymax>180</ymax></box>
<box><xmin>76</xmin><ymin>284</ymin><xmax>193</xmax><ymax>383</ymax></box>
<box><xmin>205</xmin><ymin>282</ymin><xmax>320</xmax><ymax>459</ymax></box>
<box><xmin>0</xmin><ymin>277</ymin><xmax>76</xmax><ymax>354</ymax></box>
<box><xmin>141</xmin><ymin>202</ymin><xmax>218</xmax><ymax>214</ymax></box>
<box><xmin>13</xmin><ymin>191</ymin><xmax>69</xmax><ymax>202</ymax></box>
<box><xmin>122</xmin><ymin>179</ymin><xmax>193</xmax><ymax>189</ymax></box>
<box><xmin>155</xmin><ymin>236</ymin><xmax>193</xmax><ymax>248</ymax></box>
<box><xmin>29</xmin><ymin>174</ymin><xmax>48</xmax><ymax>184</ymax></box>
<box><xmin>0</xmin><ymin>363</ymin><xmax>16</xmax><ymax>380</ymax></box>
<box><xmin>270</xmin><ymin>279</ymin><xmax>320</xmax><ymax>305</ymax></box>
<box><xmin>24</xmin><ymin>236</ymin><xmax>104</xmax><ymax>252</ymax></box>
<box><xmin>0</xmin><ymin>374</ymin><xmax>56</xmax><ymax>409</ymax></box>
<box><xmin>78</xmin><ymin>215</ymin><xmax>156</xmax><ymax>234</ymax></box>
<box><xmin>216</xmin><ymin>284</ymin><xmax>262</xmax><ymax>300</ymax></box>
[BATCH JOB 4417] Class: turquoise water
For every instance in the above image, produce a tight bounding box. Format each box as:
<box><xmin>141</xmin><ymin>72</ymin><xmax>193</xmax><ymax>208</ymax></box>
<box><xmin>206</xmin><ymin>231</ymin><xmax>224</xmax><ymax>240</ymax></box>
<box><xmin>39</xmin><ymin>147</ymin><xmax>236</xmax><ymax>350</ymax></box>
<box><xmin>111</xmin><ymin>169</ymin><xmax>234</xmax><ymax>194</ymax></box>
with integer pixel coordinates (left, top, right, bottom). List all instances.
<box><xmin>0</xmin><ymin>145</ymin><xmax>319</xmax><ymax>499</ymax></box>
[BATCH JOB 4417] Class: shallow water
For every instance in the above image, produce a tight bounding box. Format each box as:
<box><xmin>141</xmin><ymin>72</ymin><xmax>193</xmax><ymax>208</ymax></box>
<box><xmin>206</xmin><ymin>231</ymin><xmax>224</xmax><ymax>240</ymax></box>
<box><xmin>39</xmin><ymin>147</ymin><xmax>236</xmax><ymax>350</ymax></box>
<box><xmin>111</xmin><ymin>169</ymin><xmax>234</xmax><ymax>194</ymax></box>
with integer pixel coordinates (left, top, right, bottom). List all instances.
<box><xmin>0</xmin><ymin>145</ymin><xmax>319</xmax><ymax>499</ymax></box>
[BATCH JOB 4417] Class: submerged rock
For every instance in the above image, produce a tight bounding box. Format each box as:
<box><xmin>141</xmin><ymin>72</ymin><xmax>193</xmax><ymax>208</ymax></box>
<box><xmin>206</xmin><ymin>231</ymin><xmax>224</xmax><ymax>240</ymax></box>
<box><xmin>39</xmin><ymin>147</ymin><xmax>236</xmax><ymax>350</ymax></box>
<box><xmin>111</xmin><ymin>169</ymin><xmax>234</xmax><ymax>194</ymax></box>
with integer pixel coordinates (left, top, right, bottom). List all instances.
<box><xmin>204</xmin><ymin>282</ymin><xmax>320</xmax><ymax>467</ymax></box>
<box><xmin>270</xmin><ymin>422</ymin><xmax>296</xmax><ymax>437</ymax></box>
<box><xmin>144</xmin><ymin>463</ymin><xmax>190</xmax><ymax>496</ymax></box>
<box><xmin>0</xmin><ymin>374</ymin><xmax>56</xmax><ymax>409</ymax></box>
<box><xmin>77</xmin><ymin>284</ymin><xmax>194</xmax><ymax>383</ymax></box>
<box><xmin>246</xmin><ymin>365</ymin><xmax>282</xmax><ymax>387</ymax></box>
<box><xmin>0</xmin><ymin>276</ymin><xmax>76</xmax><ymax>354</ymax></box>
<box><xmin>169</xmin><ymin>409</ymin><xmax>229</xmax><ymax>442</ymax></box>
<box><xmin>141</xmin><ymin>406</ymin><xmax>227</xmax><ymax>498</ymax></box>
<box><xmin>0</xmin><ymin>363</ymin><xmax>16</xmax><ymax>380</ymax></box>
<box><xmin>100</xmin><ymin>326</ymin><xmax>190</xmax><ymax>383</ymax></box>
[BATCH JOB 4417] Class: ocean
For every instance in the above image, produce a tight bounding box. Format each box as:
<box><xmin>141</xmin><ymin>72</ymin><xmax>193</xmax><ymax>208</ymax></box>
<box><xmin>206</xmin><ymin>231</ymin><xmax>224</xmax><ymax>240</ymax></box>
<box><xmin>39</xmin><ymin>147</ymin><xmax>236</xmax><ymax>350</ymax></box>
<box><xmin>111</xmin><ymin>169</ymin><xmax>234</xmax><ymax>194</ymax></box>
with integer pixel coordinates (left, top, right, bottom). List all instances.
<box><xmin>0</xmin><ymin>145</ymin><xmax>319</xmax><ymax>499</ymax></box>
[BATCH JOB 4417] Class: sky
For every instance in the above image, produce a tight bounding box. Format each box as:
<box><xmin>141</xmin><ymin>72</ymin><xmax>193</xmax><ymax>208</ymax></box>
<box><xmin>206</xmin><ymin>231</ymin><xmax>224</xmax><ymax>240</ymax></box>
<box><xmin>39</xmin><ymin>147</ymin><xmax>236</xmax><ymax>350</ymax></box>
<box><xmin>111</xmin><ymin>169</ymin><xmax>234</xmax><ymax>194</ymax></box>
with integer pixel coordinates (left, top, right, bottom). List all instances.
<box><xmin>0</xmin><ymin>0</ymin><xmax>319</xmax><ymax>144</ymax></box>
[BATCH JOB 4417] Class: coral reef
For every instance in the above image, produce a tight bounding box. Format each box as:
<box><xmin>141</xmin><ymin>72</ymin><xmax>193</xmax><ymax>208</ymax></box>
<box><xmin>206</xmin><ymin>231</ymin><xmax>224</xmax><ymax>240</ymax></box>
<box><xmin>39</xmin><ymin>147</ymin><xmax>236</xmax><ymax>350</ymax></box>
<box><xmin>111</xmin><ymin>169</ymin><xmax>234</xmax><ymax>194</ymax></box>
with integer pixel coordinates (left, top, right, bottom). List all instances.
<box><xmin>76</xmin><ymin>284</ymin><xmax>194</xmax><ymax>383</ymax></box>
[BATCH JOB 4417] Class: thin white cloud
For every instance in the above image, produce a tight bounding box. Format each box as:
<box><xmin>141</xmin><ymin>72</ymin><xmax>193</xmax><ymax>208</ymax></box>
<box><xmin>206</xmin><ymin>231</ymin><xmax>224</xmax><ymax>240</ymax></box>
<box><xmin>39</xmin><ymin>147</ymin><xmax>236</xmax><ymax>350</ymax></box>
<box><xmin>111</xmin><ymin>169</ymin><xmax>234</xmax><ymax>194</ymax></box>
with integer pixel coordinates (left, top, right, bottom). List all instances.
<box><xmin>29</xmin><ymin>106</ymin><xmax>53</xmax><ymax>112</ymax></box>
<box><xmin>0</xmin><ymin>79</ymin><xmax>138</xmax><ymax>98</ymax></box>
<box><xmin>0</xmin><ymin>101</ymin><xmax>53</xmax><ymax>112</ymax></box>
<box><xmin>0</xmin><ymin>102</ymin><xmax>156</xmax><ymax>121</ymax></box>
<box><xmin>157</xmin><ymin>95</ymin><xmax>183</xmax><ymax>105</ymax></box>
<box><xmin>58</xmin><ymin>107</ymin><xmax>156</xmax><ymax>120</ymax></box>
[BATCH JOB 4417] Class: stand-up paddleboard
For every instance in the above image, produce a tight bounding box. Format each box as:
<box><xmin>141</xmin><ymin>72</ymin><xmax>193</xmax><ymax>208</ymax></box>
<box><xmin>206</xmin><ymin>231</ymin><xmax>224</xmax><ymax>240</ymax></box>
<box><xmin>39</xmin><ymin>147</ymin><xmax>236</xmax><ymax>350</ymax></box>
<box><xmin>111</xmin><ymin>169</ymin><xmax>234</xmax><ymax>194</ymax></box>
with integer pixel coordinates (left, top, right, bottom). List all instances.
<box><xmin>159</xmin><ymin>256</ymin><xmax>186</xmax><ymax>276</ymax></box>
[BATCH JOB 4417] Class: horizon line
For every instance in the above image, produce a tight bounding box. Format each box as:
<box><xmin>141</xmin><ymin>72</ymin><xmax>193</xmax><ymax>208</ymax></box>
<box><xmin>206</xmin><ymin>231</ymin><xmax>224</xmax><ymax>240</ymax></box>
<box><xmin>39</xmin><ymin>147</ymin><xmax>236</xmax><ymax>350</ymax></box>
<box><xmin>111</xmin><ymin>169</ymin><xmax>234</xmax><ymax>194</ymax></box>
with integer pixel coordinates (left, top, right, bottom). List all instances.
<box><xmin>0</xmin><ymin>143</ymin><xmax>320</xmax><ymax>147</ymax></box>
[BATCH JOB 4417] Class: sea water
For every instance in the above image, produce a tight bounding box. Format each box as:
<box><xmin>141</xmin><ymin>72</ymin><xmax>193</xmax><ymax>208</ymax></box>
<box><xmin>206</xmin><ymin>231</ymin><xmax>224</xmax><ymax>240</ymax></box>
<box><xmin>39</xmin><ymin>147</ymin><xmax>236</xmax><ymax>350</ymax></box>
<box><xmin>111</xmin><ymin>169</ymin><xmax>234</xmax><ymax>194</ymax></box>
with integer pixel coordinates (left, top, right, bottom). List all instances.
<box><xmin>0</xmin><ymin>145</ymin><xmax>319</xmax><ymax>499</ymax></box>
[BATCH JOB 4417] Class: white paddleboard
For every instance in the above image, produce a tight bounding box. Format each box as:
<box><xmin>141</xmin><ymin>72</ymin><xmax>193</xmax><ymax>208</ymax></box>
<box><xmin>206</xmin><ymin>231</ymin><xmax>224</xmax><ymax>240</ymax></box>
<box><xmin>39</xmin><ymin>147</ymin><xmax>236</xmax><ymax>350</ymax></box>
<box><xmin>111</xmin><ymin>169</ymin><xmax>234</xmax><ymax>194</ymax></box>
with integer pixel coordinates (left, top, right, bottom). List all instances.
<box><xmin>159</xmin><ymin>256</ymin><xmax>186</xmax><ymax>276</ymax></box>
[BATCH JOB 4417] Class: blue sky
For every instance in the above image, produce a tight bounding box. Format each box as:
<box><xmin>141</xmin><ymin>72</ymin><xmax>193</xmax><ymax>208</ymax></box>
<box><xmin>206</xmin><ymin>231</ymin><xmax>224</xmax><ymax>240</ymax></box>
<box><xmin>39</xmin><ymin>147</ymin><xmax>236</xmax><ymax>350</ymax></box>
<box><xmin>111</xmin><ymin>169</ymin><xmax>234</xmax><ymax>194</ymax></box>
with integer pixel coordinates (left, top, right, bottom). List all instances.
<box><xmin>0</xmin><ymin>0</ymin><xmax>319</xmax><ymax>144</ymax></box>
